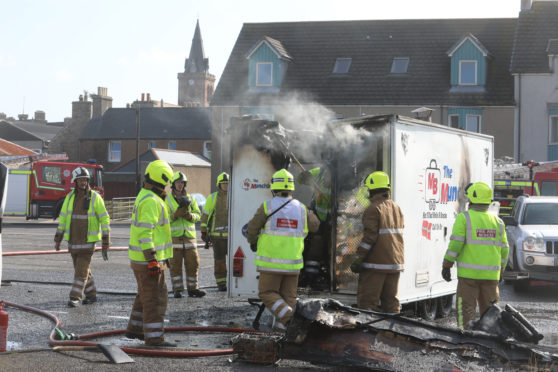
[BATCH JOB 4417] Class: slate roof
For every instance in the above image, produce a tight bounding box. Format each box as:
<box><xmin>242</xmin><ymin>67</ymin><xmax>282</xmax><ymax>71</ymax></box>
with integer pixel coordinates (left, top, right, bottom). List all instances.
<box><xmin>80</xmin><ymin>107</ymin><xmax>211</xmax><ymax>140</ymax></box>
<box><xmin>113</xmin><ymin>148</ymin><xmax>210</xmax><ymax>173</ymax></box>
<box><xmin>212</xmin><ymin>18</ymin><xmax>516</xmax><ymax>107</ymax></box>
<box><xmin>0</xmin><ymin>121</ymin><xmax>43</xmax><ymax>141</ymax></box>
<box><xmin>510</xmin><ymin>1</ymin><xmax>558</xmax><ymax>73</ymax></box>
<box><xmin>10</xmin><ymin>121</ymin><xmax>63</xmax><ymax>141</ymax></box>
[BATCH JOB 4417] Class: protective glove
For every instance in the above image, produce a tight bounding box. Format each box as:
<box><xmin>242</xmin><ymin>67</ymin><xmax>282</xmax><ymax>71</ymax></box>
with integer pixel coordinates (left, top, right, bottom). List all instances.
<box><xmin>250</xmin><ymin>243</ymin><xmax>258</xmax><ymax>252</ymax></box>
<box><xmin>54</xmin><ymin>241</ymin><xmax>61</xmax><ymax>251</ymax></box>
<box><xmin>350</xmin><ymin>255</ymin><xmax>363</xmax><ymax>274</ymax></box>
<box><xmin>179</xmin><ymin>196</ymin><xmax>191</xmax><ymax>209</ymax></box>
<box><xmin>442</xmin><ymin>267</ymin><xmax>451</xmax><ymax>282</ymax></box>
<box><xmin>201</xmin><ymin>232</ymin><xmax>207</xmax><ymax>242</ymax></box>
<box><xmin>147</xmin><ymin>260</ymin><xmax>161</xmax><ymax>276</ymax></box>
<box><xmin>102</xmin><ymin>244</ymin><xmax>109</xmax><ymax>261</ymax></box>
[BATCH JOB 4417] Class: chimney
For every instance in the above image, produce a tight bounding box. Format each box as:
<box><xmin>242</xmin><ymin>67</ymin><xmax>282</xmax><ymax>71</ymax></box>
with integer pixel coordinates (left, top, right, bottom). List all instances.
<box><xmin>147</xmin><ymin>93</ymin><xmax>151</xmax><ymax>102</ymax></box>
<box><xmin>18</xmin><ymin>114</ymin><xmax>29</xmax><ymax>121</ymax></box>
<box><xmin>521</xmin><ymin>0</ymin><xmax>532</xmax><ymax>10</ymax></box>
<box><xmin>34</xmin><ymin>110</ymin><xmax>46</xmax><ymax>122</ymax></box>
<box><xmin>91</xmin><ymin>86</ymin><xmax>113</xmax><ymax>117</ymax></box>
<box><xmin>141</xmin><ymin>93</ymin><xmax>145</xmax><ymax>101</ymax></box>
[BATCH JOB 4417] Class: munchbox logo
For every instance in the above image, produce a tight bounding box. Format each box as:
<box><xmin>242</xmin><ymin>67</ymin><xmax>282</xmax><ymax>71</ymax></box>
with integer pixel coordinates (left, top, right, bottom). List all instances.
<box><xmin>241</xmin><ymin>178</ymin><xmax>270</xmax><ymax>191</ymax></box>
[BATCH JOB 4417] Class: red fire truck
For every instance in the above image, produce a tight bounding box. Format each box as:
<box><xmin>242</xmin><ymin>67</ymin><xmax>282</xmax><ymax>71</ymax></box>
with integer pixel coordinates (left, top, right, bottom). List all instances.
<box><xmin>5</xmin><ymin>160</ymin><xmax>104</xmax><ymax>219</ymax></box>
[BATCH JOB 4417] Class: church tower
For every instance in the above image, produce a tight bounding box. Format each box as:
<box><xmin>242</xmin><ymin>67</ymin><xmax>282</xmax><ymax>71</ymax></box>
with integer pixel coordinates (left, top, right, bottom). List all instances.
<box><xmin>178</xmin><ymin>20</ymin><xmax>215</xmax><ymax>107</ymax></box>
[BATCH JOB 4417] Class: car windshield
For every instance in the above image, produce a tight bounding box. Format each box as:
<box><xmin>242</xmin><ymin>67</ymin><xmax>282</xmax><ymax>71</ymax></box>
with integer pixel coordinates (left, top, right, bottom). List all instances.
<box><xmin>522</xmin><ymin>203</ymin><xmax>558</xmax><ymax>225</ymax></box>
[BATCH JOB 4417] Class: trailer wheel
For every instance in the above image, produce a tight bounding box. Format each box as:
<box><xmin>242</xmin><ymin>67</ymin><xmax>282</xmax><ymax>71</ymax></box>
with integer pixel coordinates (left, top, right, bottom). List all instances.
<box><xmin>418</xmin><ymin>298</ymin><xmax>438</xmax><ymax>321</ymax></box>
<box><xmin>436</xmin><ymin>295</ymin><xmax>453</xmax><ymax>318</ymax></box>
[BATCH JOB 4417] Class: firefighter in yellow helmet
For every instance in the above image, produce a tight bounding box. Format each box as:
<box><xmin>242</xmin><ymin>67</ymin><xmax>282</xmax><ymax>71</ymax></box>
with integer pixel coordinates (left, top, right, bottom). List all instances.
<box><xmin>54</xmin><ymin>166</ymin><xmax>110</xmax><ymax>307</ymax></box>
<box><xmin>350</xmin><ymin>171</ymin><xmax>405</xmax><ymax>313</ymax></box>
<box><xmin>200</xmin><ymin>172</ymin><xmax>229</xmax><ymax>291</ymax></box>
<box><xmin>125</xmin><ymin>160</ymin><xmax>176</xmax><ymax>347</ymax></box>
<box><xmin>246</xmin><ymin>169</ymin><xmax>319</xmax><ymax>333</ymax></box>
<box><xmin>165</xmin><ymin>171</ymin><xmax>205</xmax><ymax>298</ymax></box>
<box><xmin>442</xmin><ymin>182</ymin><xmax>509</xmax><ymax>329</ymax></box>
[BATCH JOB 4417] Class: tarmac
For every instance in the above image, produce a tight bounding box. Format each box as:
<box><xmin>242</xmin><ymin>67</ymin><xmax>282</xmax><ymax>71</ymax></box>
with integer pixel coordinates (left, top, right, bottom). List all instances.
<box><xmin>0</xmin><ymin>218</ymin><xmax>347</xmax><ymax>371</ymax></box>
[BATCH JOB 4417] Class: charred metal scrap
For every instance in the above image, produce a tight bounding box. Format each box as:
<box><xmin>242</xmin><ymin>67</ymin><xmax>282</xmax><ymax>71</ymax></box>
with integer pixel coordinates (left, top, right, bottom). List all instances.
<box><xmin>232</xmin><ymin>299</ymin><xmax>558</xmax><ymax>371</ymax></box>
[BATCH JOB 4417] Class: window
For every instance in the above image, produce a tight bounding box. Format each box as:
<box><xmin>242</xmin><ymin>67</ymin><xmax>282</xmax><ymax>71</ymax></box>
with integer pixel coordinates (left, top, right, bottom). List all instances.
<box><xmin>148</xmin><ymin>141</ymin><xmax>156</xmax><ymax>149</ymax></box>
<box><xmin>256</xmin><ymin>63</ymin><xmax>272</xmax><ymax>86</ymax></box>
<box><xmin>459</xmin><ymin>60</ymin><xmax>477</xmax><ymax>85</ymax></box>
<box><xmin>523</xmin><ymin>203</ymin><xmax>558</xmax><ymax>225</ymax></box>
<box><xmin>333</xmin><ymin>58</ymin><xmax>352</xmax><ymax>74</ymax></box>
<box><xmin>168</xmin><ymin>141</ymin><xmax>176</xmax><ymax>150</ymax></box>
<box><xmin>541</xmin><ymin>181</ymin><xmax>557</xmax><ymax>196</ymax></box>
<box><xmin>42</xmin><ymin>166</ymin><xmax>61</xmax><ymax>184</ymax></box>
<box><xmin>391</xmin><ymin>57</ymin><xmax>409</xmax><ymax>73</ymax></box>
<box><xmin>108</xmin><ymin>141</ymin><xmax>121</xmax><ymax>162</ymax></box>
<box><xmin>448</xmin><ymin>115</ymin><xmax>459</xmax><ymax>129</ymax></box>
<box><xmin>550</xmin><ymin>116</ymin><xmax>558</xmax><ymax>144</ymax></box>
<box><xmin>466</xmin><ymin>115</ymin><xmax>481</xmax><ymax>133</ymax></box>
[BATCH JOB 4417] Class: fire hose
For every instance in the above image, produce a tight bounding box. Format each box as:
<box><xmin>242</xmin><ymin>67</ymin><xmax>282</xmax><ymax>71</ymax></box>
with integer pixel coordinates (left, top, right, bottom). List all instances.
<box><xmin>1</xmin><ymin>300</ymin><xmax>263</xmax><ymax>357</ymax></box>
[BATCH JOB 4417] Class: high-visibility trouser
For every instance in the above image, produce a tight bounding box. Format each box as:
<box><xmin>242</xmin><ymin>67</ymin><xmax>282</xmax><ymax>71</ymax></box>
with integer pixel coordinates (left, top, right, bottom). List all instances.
<box><xmin>169</xmin><ymin>238</ymin><xmax>199</xmax><ymax>291</ymax></box>
<box><xmin>357</xmin><ymin>270</ymin><xmax>400</xmax><ymax>313</ymax></box>
<box><xmin>456</xmin><ymin>277</ymin><xmax>499</xmax><ymax>330</ymax></box>
<box><xmin>212</xmin><ymin>239</ymin><xmax>227</xmax><ymax>288</ymax></box>
<box><xmin>258</xmin><ymin>271</ymin><xmax>299</xmax><ymax>329</ymax></box>
<box><xmin>69</xmin><ymin>247</ymin><xmax>96</xmax><ymax>300</ymax></box>
<box><xmin>126</xmin><ymin>265</ymin><xmax>169</xmax><ymax>345</ymax></box>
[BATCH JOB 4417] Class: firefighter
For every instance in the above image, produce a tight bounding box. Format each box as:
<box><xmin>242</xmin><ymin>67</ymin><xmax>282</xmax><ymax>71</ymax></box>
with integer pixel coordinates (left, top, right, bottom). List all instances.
<box><xmin>165</xmin><ymin>171</ymin><xmax>205</xmax><ymax>298</ymax></box>
<box><xmin>246</xmin><ymin>169</ymin><xmax>320</xmax><ymax>333</ymax></box>
<box><xmin>350</xmin><ymin>171</ymin><xmax>405</xmax><ymax>313</ymax></box>
<box><xmin>297</xmin><ymin>165</ymin><xmax>331</xmax><ymax>290</ymax></box>
<box><xmin>200</xmin><ymin>172</ymin><xmax>229</xmax><ymax>291</ymax></box>
<box><xmin>125</xmin><ymin>160</ymin><xmax>176</xmax><ymax>347</ymax></box>
<box><xmin>54</xmin><ymin>167</ymin><xmax>110</xmax><ymax>307</ymax></box>
<box><xmin>442</xmin><ymin>182</ymin><xmax>509</xmax><ymax>330</ymax></box>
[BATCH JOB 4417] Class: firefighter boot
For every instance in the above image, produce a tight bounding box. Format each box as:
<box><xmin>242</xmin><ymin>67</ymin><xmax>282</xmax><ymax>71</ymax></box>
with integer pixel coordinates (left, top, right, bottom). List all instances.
<box><xmin>67</xmin><ymin>297</ymin><xmax>80</xmax><ymax>308</ymax></box>
<box><xmin>173</xmin><ymin>291</ymin><xmax>183</xmax><ymax>298</ymax></box>
<box><xmin>218</xmin><ymin>285</ymin><xmax>227</xmax><ymax>292</ymax></box>
<box><xmin>125</xmin><ymin>332</ymin><xmax>144</xmax><ymax>340</ymax></box>
<box><xmin>187</xmin><ymin>289</ymin><xmax>206</xmax><ymax>298</ymax></box>
<box><xmin>82</xmin><ymin>295</ymin><xmax>97</xmax><ymax>305</ymax></box>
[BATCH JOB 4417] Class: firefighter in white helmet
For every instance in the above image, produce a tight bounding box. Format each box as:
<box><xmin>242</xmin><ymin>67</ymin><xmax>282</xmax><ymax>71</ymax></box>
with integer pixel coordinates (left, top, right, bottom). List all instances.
<box><xmin>350</xmin><ymin>171</ymin><xmax>405</xmax><ymax>313</ymax></box>
<box><xmin>246</xmin><ymin>169</ymin><xmax>319</xmax><ymax>333</ymax></box>
<box><xmin>165</xmin><ymin>171</ymin><xmax>205</xmax><ymax>298</ymax></box>
<box><xmin>54</xmin><ymin>166</ymin><xmax>110</xmax><ymax>307</ymax></box>
<box><xmin>442</xmin><ymin>182</ymin><xmax>509</xmax><ymax>329</ymax></box>
<box><xmin>200</xmin><ymin>172</ymin><xmax>229</xmax><ymax>291</ymax></box>
<box><xmin>125</xmin><ymin>160</ymin><xmax>175</xmax><ymax>347</ymax></box>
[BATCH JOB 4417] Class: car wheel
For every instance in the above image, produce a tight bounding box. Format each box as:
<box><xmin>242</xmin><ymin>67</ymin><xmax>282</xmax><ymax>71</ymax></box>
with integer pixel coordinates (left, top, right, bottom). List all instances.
<box><xmin>436</xmin><ymin>295</ymin><xmax>453</xmax><ymax>318</ymax></box>
<box><xmin>419</xmin><ymin>298</ymin><xmax>438</xmax><ymax>321</ymax></box>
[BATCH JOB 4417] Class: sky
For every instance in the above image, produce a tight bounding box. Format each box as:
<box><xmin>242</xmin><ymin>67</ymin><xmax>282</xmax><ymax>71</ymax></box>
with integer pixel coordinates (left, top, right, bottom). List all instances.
<box><xmin>0</xmin><ymin>0</ymin><xmax>522</xmax><ymax>122</ymax></box>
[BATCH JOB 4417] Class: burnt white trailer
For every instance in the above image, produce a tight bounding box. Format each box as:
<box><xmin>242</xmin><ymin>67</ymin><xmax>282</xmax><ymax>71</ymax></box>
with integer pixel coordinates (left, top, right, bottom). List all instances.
<box><xmin>226</xmin><ymin>114</ymin><xmax>494</xmax><ymax>319</ymax></box>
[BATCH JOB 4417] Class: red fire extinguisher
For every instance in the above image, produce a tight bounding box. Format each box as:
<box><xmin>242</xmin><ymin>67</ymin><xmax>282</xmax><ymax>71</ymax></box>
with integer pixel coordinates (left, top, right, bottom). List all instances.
<box><xmin>233</xmin><ymin>247</ymin><xmax>245</xmax><ymax>277</ymax></box>
<box><xmin>0</xmin><ymin>301</ymin><xmax>8</xmax><ymax>352</ymax></box>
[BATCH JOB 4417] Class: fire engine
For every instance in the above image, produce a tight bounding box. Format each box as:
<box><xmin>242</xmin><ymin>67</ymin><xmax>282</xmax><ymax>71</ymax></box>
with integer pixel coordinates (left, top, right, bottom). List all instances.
<box><xmin>494</xmin><ymin>160</ymin><xmax>558</xmax><ymax>216</ymax></box>
<box><xmin>5</xmin><ymin>160</ymin><xmax>103</xmax><ymax>219</ymax></box>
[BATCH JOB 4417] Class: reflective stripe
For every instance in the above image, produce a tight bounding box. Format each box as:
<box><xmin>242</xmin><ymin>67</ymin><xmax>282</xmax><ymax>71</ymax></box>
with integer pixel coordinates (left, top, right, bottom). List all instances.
<box><xmin>69</xmin><ymin>243</ymin><xmax>95</xmax><ymax>249</ymax></box>
<box><xmin>72</xmin><ymin>214</ymin><xmax>88</xmax><ymax>220</ymax></box>
<box><xmin>457</xmin><ymin>262</ymin><xmax>500</xmax><ymax>271</ymax></box>
<box><xmin>87</xmin><ymin>212</ymin><xmax>96</xmax><ymax>218</ymax></box>
<box><xmin>87</xmin><ymin>231</ymin><xmax>99</xmax><ymax>236</ymax></box>
<box><xmin>501</xmin><ymin>258</ymin><xmax>508</xmax><ymax>264</ymax></box>
<box><xmin>145</xmin><ymin>331</ymin><xmax>163</xmax><ymax>338</ymax></box>
<box><xmin>502</xmin><ymin>243</ymin><xmax>509</xmax><ymax>248</ymax></box>
<box><xmin>361</xmin><ymin>262</ymin><xmax>404</xmax><ymax>270</ymax></box>
<box><xmin>304</xmin><ymin>267</ymin><xmax>320</xmax><ymax>273</ymax></box>
<box><xmin>271</xmin><ymin>299</ymin><xmax>285</xmax><ymax>312</ymax></box>
<box><xmin>450</xmin><ymin>235</ymin><xmax>465</xmax><ymax>242</ymax></box>
<box><xmin>257</xmin><ymin>266</ymin><xmax>300</xmax><ymax>273</ymax></box>
<box><xmin>445</xmin><ymin>250</ymin><xmax>459</xmax><ymax>258</ymax></box>
<box><xmin>98</xmin><ymin>212</ymin><xmax>109</xmax><ymax>218</ymax></box>
<box><xmin>59</xmin><ymin>212</ymin><xmax>67</xmax><ymax>217</ymax></box>
<box><xmin>216</xmin><ymin>277</ymin><xmax>227</xmax><ymax>283</ymax></box>
<box><xmin>379</xmin><ymin>228</ymin><xmax>404</xmax><ymax>234</ymax></box>
<box><xmin>130</xmin><ymin>259</ymin><xmax>148</xmax><ymax>265</ymax></box>
<box><xmin>214</xmin><ymin>227</ymin><xmax>228</xmax><ymax>231</ymax></box>
<box><xmin>274</xmin><ymin>322</ymin><xmax>287</xmax><ymax>330</ymax></box>
<box><xmin>144</xmin><ymin>322</ymin><xmax>164</xmax><ymax>329</ymax></box>
<box><xmin>360</xmin><ymin>242</ymin><xmax>372</xmax><ymax>250</ymax></box>
<box><xmin>70</xmin><ymin>288</ymin><xmax>82</xmax><ymax>294</ymax></box>
<box><xmin>129</xmin><ymin>319</ymin><xmax>143</xmax><ymax>327</ymax></box>
<box><xmin>131</xmin><ymin>311</ymin><xmax>143</xmax><ymax>318</ymax></box>
<box><xmin>172</xmin><ymin>276</ymin><xmax>182</xmax><ymax>281</ymax></box>
<box><xmin>56</xmin><ymin>228</ymin><xmax>65</xmax><ymax>233</ymax></box>
<box><xmin>74</xmin><ymin>280</ymin><xmax>85</xmax><ymax>286</ymax></box>
<box><xmin>139</xmin><ymin>238</ymin><xmax>153</xmax><ymax>244</ymax></box>
<box><xmin>131</xmin><ymin>220</ymin><xmax>155</xmax><ymax>229</ymax></box>
<box><xmin>277</xmin><ymin>305</ymin><xmax>291</xmax><ymax>320</ymax></box>
<box><xmin>255</xmin><ymin>255</ymin><xmax>303</xmax><ymax>265</ymax></box>
<box><xmin>101</xmin><ymin>224</ymin><xmax>110</xmax><ymax>229</ymax></box>
<box><xmin>315</xmin><ymin>205</ymin><xmax>329</xmax><ymax>214</ymax></box>
<box><xmin>305</xmin><ymin>260</ymin><xmax>320</xmax><ymax>267</ymax></box>
<box><xmin>85</xmin><ymin>285</ymin><xmax>95</xmax><ymax>293</ymax></box>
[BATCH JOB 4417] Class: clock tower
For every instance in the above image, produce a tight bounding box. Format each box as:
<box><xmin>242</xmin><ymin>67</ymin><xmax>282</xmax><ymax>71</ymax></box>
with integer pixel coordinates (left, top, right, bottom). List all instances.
<box><xmin>178</xmin><ymin>20</ymin><xmax>215</xmax><ymax>107</ymax></box>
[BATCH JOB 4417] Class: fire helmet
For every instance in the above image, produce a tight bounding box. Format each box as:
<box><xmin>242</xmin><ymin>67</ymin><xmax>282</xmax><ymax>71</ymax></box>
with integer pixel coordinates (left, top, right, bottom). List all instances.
<box><xmin>271</xmin><ymin>169</ymin><xmax>295</xmax><ymax>191</ymax></box>
<box><xmin>365</xmin><ymin>171</ymin><xmax>391</xmax><ymax>191</ymax></box>
<box><xmin>171</xmin><ymin>171</ymin><xmax>187</xmax><ymax>189</ymax></box>
<box><xmin>145</xmin><ymin>160</ymin><xmax>173</xmax><ymax>188</ymax></box>
<box><xmin>71</xmin><ymin>167</ymin><xmax>91</xmax><ymax>183</ymax></box>
<box><xmin>465</xmin><ymin>182</ymin><xmax>492</xmax><ymax>204</ymax></box>
<box><xmin>216</xmin><ymin>172</ymin><xmax>229</xmax><ymax>187</ymax></box>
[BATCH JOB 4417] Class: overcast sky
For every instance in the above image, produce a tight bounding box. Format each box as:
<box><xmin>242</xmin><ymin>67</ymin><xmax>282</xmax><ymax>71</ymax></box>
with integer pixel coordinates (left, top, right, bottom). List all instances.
<box><xmin>0</xmin><ymin>0</ymin><xmax>522</xmax><ymax>122</ymax></box>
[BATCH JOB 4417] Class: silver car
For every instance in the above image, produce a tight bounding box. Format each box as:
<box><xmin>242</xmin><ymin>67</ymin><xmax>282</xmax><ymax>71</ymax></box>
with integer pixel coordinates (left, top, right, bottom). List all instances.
<box><xmin>502</xmin><ymin>195</ymin><xmax>558</xmax><ymax>291</ymax></box>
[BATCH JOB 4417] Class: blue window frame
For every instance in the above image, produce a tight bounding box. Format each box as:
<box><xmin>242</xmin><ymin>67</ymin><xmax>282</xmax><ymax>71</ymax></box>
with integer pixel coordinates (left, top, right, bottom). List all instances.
<box><xmin>147</xmin><ymin>141</ymin><xmax>156</xmax><ymax>149</ymax></box>
<box><xmin>459</xmin><ymin>60</ymin><xmax>477</xmax><ymax>85</ymax></box>
<box><xmin>168</xmin><ymin>141</ymin><xmax>176</xmax><ymax>150</ymax></box>
<box><xmin>108</xmin><ymin>141</ymin><xmax>121</xmax><ymax>162</ymax></box>
<box><xmin>550</xmin><ymin>116</ymin><xmax>558</xmax><ymax>144</ymax></box>
<box><xmin>256</xmin><ymin>63</ymin><xmax>272</xmax><ymax>86</ymax></box>
<box><xmin>466</xmin><ymin>114</ymin><xmax>481</xmax><ymax>133</ymax></box>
